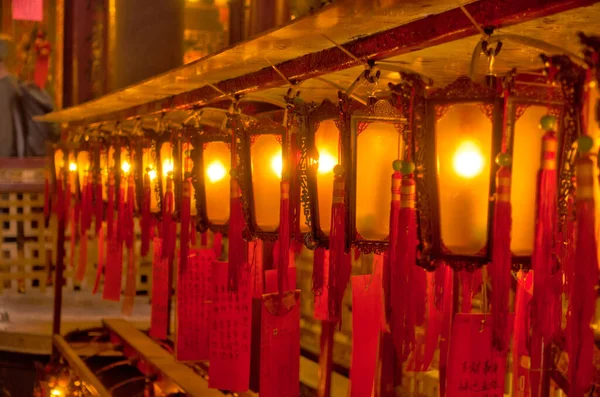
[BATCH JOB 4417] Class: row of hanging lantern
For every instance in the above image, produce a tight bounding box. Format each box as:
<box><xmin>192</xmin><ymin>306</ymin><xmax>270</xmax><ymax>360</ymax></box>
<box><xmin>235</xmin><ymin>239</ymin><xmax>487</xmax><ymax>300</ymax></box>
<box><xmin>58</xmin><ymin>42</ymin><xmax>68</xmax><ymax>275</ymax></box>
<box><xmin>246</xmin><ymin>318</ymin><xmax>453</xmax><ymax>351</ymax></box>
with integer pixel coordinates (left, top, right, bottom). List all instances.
<box><xmin>45</xmin><ymin>33</ymin><xmax>600</xmax><ymax>395</ymax></box>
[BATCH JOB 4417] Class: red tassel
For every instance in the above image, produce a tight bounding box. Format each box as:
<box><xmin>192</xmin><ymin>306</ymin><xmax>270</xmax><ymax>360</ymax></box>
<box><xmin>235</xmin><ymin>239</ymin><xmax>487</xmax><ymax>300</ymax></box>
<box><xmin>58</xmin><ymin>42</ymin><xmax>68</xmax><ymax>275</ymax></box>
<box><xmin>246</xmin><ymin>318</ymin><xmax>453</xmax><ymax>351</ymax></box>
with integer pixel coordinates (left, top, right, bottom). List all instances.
<box><xmin>569</xmin><ymin>156</ymin><xmax>598</xmax><ymax>397</ymax></box>
<box><xmin>107</xmin><ymin>171</ymin><xmax>115</xmax><ymax>240</ymax></box>
<box><xmin>84</xmin><ymin>174</ymin><xmax>94</xmax><ymax>233</ymax></box>
<box><xmin>70</xmin><ymin>200</ymin><xmax>80</xmax><ymax>269</ymax></box>
<box><xmin>312</xmin><ymin>247</ymin><xmax>326</xmax><ymax>295</ymax></box>
<box><xmin>55</xmin><ymin>175</ymin><xmax>64</xmax><ymax>220</ymax></box>
<box><xmin>141</xmin><ymin>173</ymin><xmax>151</xmax><ymax>256</ymax></box>
<box><xmin>179</xmin><ymin>178</ymin><xmax>192</xmax><ymax>274</ymax></box>
<box><xmin>328</xmin><ymin>170</ymin><xmax>350</xmax><ymax>325</ymax></box>
<box><xmin>228</xmin><ymin>178</ymin><xmax>245</xmax><ymax>291</ymax></box>
<box><xmin>125</xmin><ymin>175</ymin><xmax>135</xmax><ymax>249</ymax></box>
<box><xmin>94</xmin><ymin>176</ymin><xmax>103</xmax><ymax>235</ymax></box>
<box><xmin>530</xmin><ymin>130</ymin><xmax>561</xmax><ymax>396</ymax></box>
<box><xmin>277</xmin><ymin>181</ymin><xmax>291</xmax><ymax>294</ymax></box>
<box><xmin>201</xmin><ymin>232</ymin><xmax>208</xmax><ymax>247</ymax></box>
<box><xmin>161</xmin><ymin>176</ymin><xmax>175</xmax><ymax>260</ymax></box>
<box><xmin>390</xmin><ymin>173</ymin><xmax>419</xmax><ymax>362</ymax></box>
<box><xmin>385</xmin><ymin>171</ymin><xmax>402</xmax><ymax>348</ymax></box>
<box><xmin>490</xmin><ymin>166</ymin><xmax>512</xmax><ymax>352</ymax></box>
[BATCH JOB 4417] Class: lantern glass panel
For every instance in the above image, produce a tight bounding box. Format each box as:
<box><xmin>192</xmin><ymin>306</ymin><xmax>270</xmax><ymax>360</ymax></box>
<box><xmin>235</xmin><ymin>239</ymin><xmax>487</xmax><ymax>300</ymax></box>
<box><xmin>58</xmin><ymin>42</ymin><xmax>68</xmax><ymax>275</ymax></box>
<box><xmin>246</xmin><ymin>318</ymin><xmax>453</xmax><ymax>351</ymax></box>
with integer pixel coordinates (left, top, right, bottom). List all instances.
<box><xmin>204</xmin><ymin>141</ymin><xmax>231</xmax><ymax>224</ymax></box>
<box><xmin>511</xmin><ymin>105</ymin><xmax>547</xmax><ymax>256</ymax></box>
<box><xmin>356</xmin><ymin>121</ymin><xmax>403</xmax><ymax>240</ymax></box>
<box><xmin>315</xmin><ymin>120</ymin><xmax>339</xmax><ymax>234</ymax></box>
<box><xmin>142</xmin><ymin>148</ymin><xmax>159</xmax><ymax>212</ymax></box>
<box><xmin>436</xmin><ymin>104</ymin><xmax>491</xmax><ymax>255</ymax></box>
<box><xmin>76</xmin><ymin>151</ymin><xmax>90</xmax><ymax>188</ymax></box>
<box><xmin>160</xmin><ymin>142</ymin><xmax>174</xmax><ymax>194</ymax></box>
<box><xmin>250</xmin><ymin>134</ymin><xmax>281</xmax><ymax>231</ymax></box>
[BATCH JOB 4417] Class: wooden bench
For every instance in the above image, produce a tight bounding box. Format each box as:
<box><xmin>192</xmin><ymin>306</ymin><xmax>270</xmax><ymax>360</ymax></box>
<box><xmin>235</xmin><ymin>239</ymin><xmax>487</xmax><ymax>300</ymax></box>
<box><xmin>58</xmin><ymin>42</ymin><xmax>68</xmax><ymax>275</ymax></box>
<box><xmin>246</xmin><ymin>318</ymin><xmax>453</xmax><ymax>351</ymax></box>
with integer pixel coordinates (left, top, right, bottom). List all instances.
<box><xmin>102</xmin><ymin>318</ymin><xmax>222</xmax><ymax>397</ymax></box>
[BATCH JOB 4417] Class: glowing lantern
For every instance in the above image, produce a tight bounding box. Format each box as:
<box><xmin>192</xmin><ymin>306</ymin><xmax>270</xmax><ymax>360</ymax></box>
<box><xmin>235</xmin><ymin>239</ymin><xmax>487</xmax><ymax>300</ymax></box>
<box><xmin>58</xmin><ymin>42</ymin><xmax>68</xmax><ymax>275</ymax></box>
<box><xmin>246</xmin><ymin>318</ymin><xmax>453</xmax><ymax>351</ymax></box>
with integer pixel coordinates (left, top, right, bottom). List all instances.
<box><xmin>238</xmin><ymin>117</ymin><xmax>287</xmax><ymax>235</ymax></box>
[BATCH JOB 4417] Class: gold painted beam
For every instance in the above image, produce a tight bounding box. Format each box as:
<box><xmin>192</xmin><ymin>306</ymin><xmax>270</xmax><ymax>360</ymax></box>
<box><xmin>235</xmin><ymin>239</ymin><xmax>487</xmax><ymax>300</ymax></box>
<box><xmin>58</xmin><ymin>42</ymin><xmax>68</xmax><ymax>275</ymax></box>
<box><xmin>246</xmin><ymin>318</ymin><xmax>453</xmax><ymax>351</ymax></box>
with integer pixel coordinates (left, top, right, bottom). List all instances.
<box><xmin>102</xmin><ymin>318</ymin><xmax>223</xmax><ymax>397</ymax></box>
<box><xmin>52</xmin><ymin>335</ymin><xmax>112</xmax><ymax>397</ymax></box>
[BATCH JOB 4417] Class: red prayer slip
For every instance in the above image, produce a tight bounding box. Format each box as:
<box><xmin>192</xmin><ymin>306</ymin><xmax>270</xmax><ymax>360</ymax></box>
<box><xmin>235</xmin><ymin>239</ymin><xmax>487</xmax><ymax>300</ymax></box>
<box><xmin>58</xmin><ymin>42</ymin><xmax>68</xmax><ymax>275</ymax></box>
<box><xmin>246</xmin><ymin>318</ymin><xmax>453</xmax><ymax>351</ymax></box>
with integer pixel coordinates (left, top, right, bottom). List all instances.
<box><xmin>149</xmin><ymin>238</ymin><xmax>170</xmax><ymax>340</ymax></box>
<box><xmin>350</xmin><ymin>269</ymin><xmax>383</xmax><ymax>397</ymax></box>
<box><xmin>446</xmin><ymin>314</ymin><xmax>512</xmax><ymax>397</ymax></box>
<box><xmin>12</xmin><ymin>0</ymin><xmax>43</xmax><ymax>21</ymax></box>
<box><xmin>259</xmin><ymin>291</ymin><xmax>301</xmax><ymax>397</ymax></box>
<box><xmin>208</xmin><ymin>261</ymin><xmax>252</xmax><ymax>391</ymax></box>
<box><xmin>102</xmin><ymin>228</ymin><xmax>123</xmax><ymax>302</ymax></box>
<box><xmin>175</xmin><ymin>248</ymin><xmax>215</xmax><ymax>361</ymax></box>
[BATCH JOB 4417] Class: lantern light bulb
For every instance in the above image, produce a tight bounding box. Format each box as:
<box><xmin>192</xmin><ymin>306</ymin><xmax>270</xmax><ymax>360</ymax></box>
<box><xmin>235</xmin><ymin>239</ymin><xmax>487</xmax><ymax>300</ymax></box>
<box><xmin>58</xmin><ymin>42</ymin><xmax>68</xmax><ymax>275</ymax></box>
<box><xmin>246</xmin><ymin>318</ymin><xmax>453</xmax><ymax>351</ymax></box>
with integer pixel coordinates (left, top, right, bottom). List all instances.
<box><xmin>68</xmin><ymin>162</ymin><xmax>77</xmax><ymax>172</ymax></box>
<box><xmin>453</xmin><ymin>141</ymin><xmax>484</xmax><ymax>179</ymax></box>
<box><xmin>147</xmin><ymin>169</ymin><xmax>157</xmax><ymax>181</ymax></box>
<box><xmin>317</xmin><ymin>151</ymin><xmax>336</xmax><ymax>174</ymax></box>
<box><xmin>206</xmin><ymin>160</ymin><xmax>227</xmax><ymax>183</ymax></box>
<box><xmin>121</xmin><ymin>161</ymin><xmax>131</xmax><ymax>174</ymax></box>
<box><xmin>50</xmin><ymin>388</ymin><xmax>64</xmax><ymax>397</ymax></box>
<box><xmin>163</xmin><ymin>159</ymin><xmax>174</xmax><ymax>175</ymax></box>
<box><xmin>271</xmin><ymin>155</ymin><xmax>283</xmax><ymax>177</ymax></box>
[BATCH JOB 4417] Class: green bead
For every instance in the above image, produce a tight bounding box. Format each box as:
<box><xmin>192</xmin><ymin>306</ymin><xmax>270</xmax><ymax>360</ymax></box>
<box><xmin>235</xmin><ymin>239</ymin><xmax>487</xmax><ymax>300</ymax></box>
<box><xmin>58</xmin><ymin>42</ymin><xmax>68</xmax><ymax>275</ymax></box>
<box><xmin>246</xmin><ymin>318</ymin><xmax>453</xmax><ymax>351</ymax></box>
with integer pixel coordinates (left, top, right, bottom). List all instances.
<box><xmin>577</xmin><ymin>135</ymin><xmax>594</xmax><ymax>154</ymax></box>
<box><xmin>184</xmin><ymin>171</ymin><xmax>192</xmax><ymax>179</ymax></box>
<box><xmin>281</xmin><ymin>170</ymin><xmax>290</xmax><ymax>180</ymax></box>
<box><xmin>184</xmin><ymin>149</ymin><xmax>191</xmax><ymax>157</ymax></box>
<box><xmin>495</xmin><ymin>152</ymin><xmax>512</xmax><ymax>167</ymax></box>
<box><xmin>333</xmin><ymin>164</ymin><xmax>344</xmax><ymax>176</ymax></box>
<box><xmin>400</xmin><ymin>160</ymin><xmax>415</xmax><ymax>175</ymax></box>
<box><xmin>229</xmin><ymin>168</ymin><xmax>238</xmax><ymax>178</ymax></box>
<box><xmin>539</xmin><ymin>115</ymin><xmax>557</xmax><ymax>131</ymax></box>
<box><xmin>392</xmin><ymin>159</ymin><xmax>402</xmax><ymax>172</ymax></box>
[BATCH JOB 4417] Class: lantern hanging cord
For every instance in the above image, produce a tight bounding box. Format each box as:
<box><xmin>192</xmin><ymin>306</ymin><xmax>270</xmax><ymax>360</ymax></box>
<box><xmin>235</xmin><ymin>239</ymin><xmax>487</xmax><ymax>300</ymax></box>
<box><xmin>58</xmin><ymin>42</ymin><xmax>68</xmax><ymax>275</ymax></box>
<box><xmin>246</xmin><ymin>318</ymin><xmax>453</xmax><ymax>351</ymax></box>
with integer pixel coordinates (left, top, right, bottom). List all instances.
<box><xmin>322</xmin><ymin>34</ymin><xmax>368</xmax><ymax>67</ymax></box>
<box><xmin>205</xmin><ymin>82</ymin><xmax>236</xmax><ymax>103</ymax></box>
<box><xmin>265</xmin><ymin>57</ymin><xmax>293</xmax><ymax>87</ymax></box>
<box><xmin>457</xmin><ymin>3</ymin><xmax>487</xmax><ymax>37</ymax></box>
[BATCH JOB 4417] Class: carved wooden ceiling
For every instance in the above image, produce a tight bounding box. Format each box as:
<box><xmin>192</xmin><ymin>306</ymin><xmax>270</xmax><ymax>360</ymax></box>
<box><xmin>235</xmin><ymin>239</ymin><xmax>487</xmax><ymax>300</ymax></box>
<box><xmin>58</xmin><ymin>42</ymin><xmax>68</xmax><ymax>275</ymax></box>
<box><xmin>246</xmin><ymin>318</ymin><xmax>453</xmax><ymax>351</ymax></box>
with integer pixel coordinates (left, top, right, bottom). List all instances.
<box><xmin>39</xmin><ymin>0</ymin><xmax>600</xmax><ymax>126</ymax></box>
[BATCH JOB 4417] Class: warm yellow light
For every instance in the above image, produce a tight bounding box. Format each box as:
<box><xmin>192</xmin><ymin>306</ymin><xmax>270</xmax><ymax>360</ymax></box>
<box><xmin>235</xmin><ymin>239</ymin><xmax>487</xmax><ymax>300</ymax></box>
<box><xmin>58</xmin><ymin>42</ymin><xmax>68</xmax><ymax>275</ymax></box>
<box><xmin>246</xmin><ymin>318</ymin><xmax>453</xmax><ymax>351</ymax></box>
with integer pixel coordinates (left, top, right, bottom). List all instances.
<box><xmin>271</xmin><ymin>154</ymin><xmax>282</xmax><ymax>177</ymax></box>
<box><xmin>318</xmin><ymin>151</ymin><xmax>336</xmax><ymax>174</ymax></box>
<box><xmin>163</xmin><ymin>159</ymin><xmax>174</xmax><ymax>175</ymax></box>
<box><xmin>453</xmin><ymin>141</ymin><xmax>484</xmax><ymax>179</ymax></box>
<box><xmin>121</xmin><ymin>161</ymin><xmax>131</xmax><ymax>174</ymax></box>
<box><xmin>68</xmin><ymin>162</ymin><xmax>77</xmax><ymax>172</ymax></box>
<box><xmin>51</xmin><ymin>388</ymin><xmax>63</xmax><ymax>397</ymax></box>
<box><xmin>206</xmin><ymin>160</ymin><xmax>227</xmax><ymax>183</ymax></box>
<box><xmin>147</xmin><ymin>169</ymin><xmax>157</xmax><ymax>181</ymax></box>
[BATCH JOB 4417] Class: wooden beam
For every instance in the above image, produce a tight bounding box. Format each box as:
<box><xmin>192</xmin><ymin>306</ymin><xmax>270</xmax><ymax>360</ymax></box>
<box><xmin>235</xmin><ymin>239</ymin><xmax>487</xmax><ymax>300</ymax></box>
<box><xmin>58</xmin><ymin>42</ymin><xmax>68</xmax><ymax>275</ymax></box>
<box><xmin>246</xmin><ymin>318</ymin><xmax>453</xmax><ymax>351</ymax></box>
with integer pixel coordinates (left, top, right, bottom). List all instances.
<box><xmin>53</xmin><ymin>335</ymin><xmax>112</xmax><ymax>397</ymax></box>
<box><xmin>64</xmin><ymin>0</ymin><xmax>599</xmax><ymax>125</ymax></box>
<box><xmin>103</xmin><ymin>318</ymin><xmax>223</xmax><ymax>397</ymax></box>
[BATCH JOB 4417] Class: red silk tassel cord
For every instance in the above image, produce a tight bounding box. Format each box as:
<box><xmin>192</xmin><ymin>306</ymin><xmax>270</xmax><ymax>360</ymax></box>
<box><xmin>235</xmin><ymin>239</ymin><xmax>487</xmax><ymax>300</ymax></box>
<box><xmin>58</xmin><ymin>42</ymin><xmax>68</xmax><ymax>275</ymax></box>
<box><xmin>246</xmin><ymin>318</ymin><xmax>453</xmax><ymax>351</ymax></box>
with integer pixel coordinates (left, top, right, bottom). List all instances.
<box><xmin>530</xmin><ymin>129</ymin><xmax>561</xmax><ymax>397</ymax></box>
<box><xmin>490</xmin><ymin>165</ymin><xmax>511</xmax><ymax>352</ymax></box>
<box><xmin>141</xmin><ymin>173</ymin><xmax>152</xmax><ymax>256</ymax></box>
<box><xmin>277</xmin><ymin>180</ymin><xmax>291</xmax><ymax>295</ymax></box>
<box><xmin>161</xmin><ymin>176</ymin><xmax>175</xmax><ymax>261</ymax></box>
<box><xmin>180</xmin><ymin>177</ymin><xmax>192</xmax><ymax>274</ymax></box>
<box><xmin>228</xmin><ymin>177</ymin><xmax>245</xmax><ymax>291</ymax></box>
<box><xmin>327</xmin><ymin>169</ymin><xmax>350</xmax><ymax>325</ymax></box>
<box><xmin>390</xmin><ymin>171</ymin><xmax>420</xmax><ymax>362</ymax></box>
<box><xmin>569</xmin><ymin>156</ymin><xmax>598</xmax><ymax>397</ymax></box>
<box><xmin>106</xmin><ymin>171</ymin><xmax>115</xmax><ymax>240</ymax></box>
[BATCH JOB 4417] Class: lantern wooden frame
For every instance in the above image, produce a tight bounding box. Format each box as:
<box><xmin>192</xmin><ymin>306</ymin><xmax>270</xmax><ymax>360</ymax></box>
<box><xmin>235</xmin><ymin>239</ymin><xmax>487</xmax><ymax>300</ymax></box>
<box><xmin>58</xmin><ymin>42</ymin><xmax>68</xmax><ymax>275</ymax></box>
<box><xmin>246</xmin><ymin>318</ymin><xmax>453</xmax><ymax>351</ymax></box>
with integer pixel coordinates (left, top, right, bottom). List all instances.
<box><xmin>348</xmin><ymin>98</ymin><xmax>408</xmax><ymax>254</ymax></box>
<box><xmin>298</xmin><ymin>98</ymin><xmax>341</xmax><ymax>249</ymax></box>
<box><xmin>421</xmin><ymin>76</ymin><xmax>502</xmax><ymax>271</ymax></box>
<box><xmin>236</xmin><ymin>116</ymin><xmax>288</xmax><ymax>241</ymax></box>
<box><xmin>187</xmin><ymin>126</ymin><xmax>232</xmax><ymax>236</ymax></box>
<box><xmin>504</xmin><ymin>74</ymin><xmax>566</xmax><ymax>269</ymax></box>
